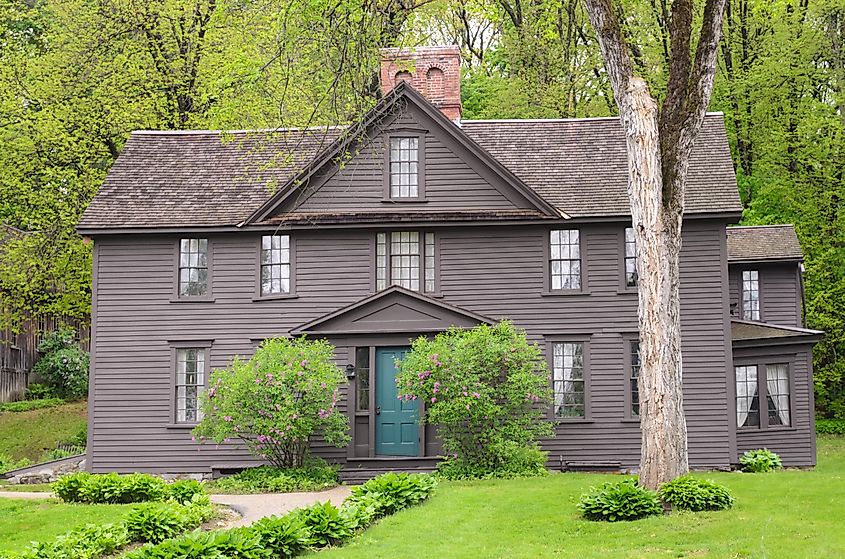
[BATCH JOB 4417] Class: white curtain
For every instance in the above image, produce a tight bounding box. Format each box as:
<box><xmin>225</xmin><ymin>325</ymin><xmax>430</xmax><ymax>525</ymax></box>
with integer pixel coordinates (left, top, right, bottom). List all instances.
<box><xmin>767</xmin><ymin>364</ymin><xmax>791</xmax><ymax>426</ymax></box>
<box><xmin>736</xmin><ymin>365</ymin><xmax>757</xmax><ymax>427</ymax></box>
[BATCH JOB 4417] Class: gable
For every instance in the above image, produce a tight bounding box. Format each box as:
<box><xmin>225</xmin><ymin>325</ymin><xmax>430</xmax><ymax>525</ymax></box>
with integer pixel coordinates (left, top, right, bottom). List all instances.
<box><xmin>249</xmin><ymin>84</ymin><xmax>561</xmax><ymax>224</ymax></box>
<box><xmin>292</xmin><ymin>286</ymin><xmax>493</xmax><ymax>335</ymax></box>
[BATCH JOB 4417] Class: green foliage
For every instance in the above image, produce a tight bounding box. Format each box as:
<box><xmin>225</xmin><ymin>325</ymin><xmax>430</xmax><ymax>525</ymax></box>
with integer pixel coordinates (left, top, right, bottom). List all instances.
<box><xmin>194</xmin><ymin>337</ymin><xmax>349</xmax><ymax>469</ymax></box>
<box><xmin>31</xmin><ymin>329</ymin><xmax>89</xmax><ymax>401</ymax></box>
<box><xmin>39</xmin><ymin>447</ymin><xmax>84</xmax><ymax>462</ymax></box>
<box><xmin>0</xmin><ymin>453</ymin><xmax>31</xmax><ymax>474</ymax></box>
<box><xmin>396</xmin><ymin>321</ymin><xmax>552</xmax><ymax>476</ymax></box>
<box><xmin>817</xmin><ymin>419</ymin><xmax>845</xmax><ymax>435</ymax></box>
<box><xmin>122</xmin><ymin>528</ymin><xmax>268</xmax><ymax>559</ymax></box>
<box><xmin>52</xmin><ymin>472</ymin><xmax>204</xmax><ymax>504</ymax></box>
<box><xmin>292</xmin><ymin>501</ymin><xmax>355</xmax><ymax>547</ymax></box>
<box><xmin>658</xmin><ymin>476</ymin><xmax>734</xmax><ymax>512</ymax></box>
<box><xmin>14</xmin><ymin>523</ymin><xmax>130</xmax><ymax>559</ymax></box>
<box><xmin>435</xmin><ymin>444</ymin><xmax>549</xmax><ymax>480</ymax></box>
<box><xmin>124</xmin><ymin>498</ymin><xmax>215</xmax><ymax>544</ymax></box>
<box><xmin>209</xmin><ymin>461</ymin><xmax>338</xmax><ymax>494</ymax></box>
<box><xmin>577</xmin><ymin>478</ymin><xmax>663</xmax><ymax>522</ymax></box>
<box><xmin>345</xmin><ymin>472</ymin><xmax>437</xmax><ymax>519</ymax></box>
<box><xmin>739</xmin><ymin>449</ymin><xmax>784</xmax><ymax>473</ymax></box>
<box><xmin>249</xmin><ymin>514</ymin><xmax>310</xmax><ymax>557</ymax></box>
<box><xmin>0</xmin><ymin>399</ymin><xmax>64</xmax><ymax>413</ymax></box>
<box><xmin>23</xmin><ymin>384</ymin><xmax>57</xmax><ymax>401</ymax></box>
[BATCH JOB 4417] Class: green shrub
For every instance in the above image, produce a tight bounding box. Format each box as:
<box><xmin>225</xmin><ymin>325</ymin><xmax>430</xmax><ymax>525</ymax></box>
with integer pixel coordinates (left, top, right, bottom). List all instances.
<box><xmin>24</xmin><ymin>383</ymin><xmax>57</xmax><ymax>401</ymax></box>
<box><xmin>123</xmin><ymin>528</ymin><xmax>267</xmax><ymax>559</ymax></box>
<box><xmin>436</xmin><ymin>444</ymin><xmax>548</xmax><ymax>480</ymax></box>
<box><xmin>210</xmin><ymin>460</ymin><xmax>338</xmax><ymax>494</ymax></box>
<box><xmin>40</xmin><ymin>447</ymin><xmax>85</xmax><ymax>462</ymax></box>
<box><xmin>0</xmin><ymin>398</ymin><xmax>64</xmax><ymax>413</ymax></box>
<box><xmin>658</xmin><ymin>475</ymin><xmax>734</xmax><ymax>511</ymax></box>
<box><xmin>577</xmin><ymin>478</ymin><xmax>663</xmax><ymax>522</ymax></box>
<box><xmin>395</xmin><ymin>322</ymin><xmax>553</xmax><ymax>475</ymax></box>
<box><xmin>817</xmin><ymin>419</ymin><xmax>845</xmax><ymax>435</ymax></box>
<box><xmin>16</xmin><ymin>523</ymin><xmax>129</xmax><ymax>559</ymax></box>
<box><xmin>293</xmin><ymin>501</ymin><xmax>355</xmax><ymax>547</ymax></box>
<box><xmin>125</xmin><ymin>498</ymin><xmax>215</xmax><ymax>544</ymax></box>
<box><xmin>250</xmin><ymin>514</ymin><xmax>310</xmax><ymax>557</ymax></box>
<box><xmin>53</xmin><ymin>472</ymin><xmax>201</xmax><ymax>504</ymax></box>
<box><xmin>346</xmin><ymin>472</ymin><xmax>437</xmax><ymax>519</ymax></box>
<box><xmin>32</xmin><ymin>329</ymin><xmax>89</xmax><ymax>400</ymax></box>
<box><xmin>0</xmin><ymin>453</ymin><xmax>32</xmax><ymax>474</ymax></box>
<box><xmin>739</xmin><ymin>449</ymin><xmax>783</xmax><ymax>472</ymax></box>
<box><xmin>193</xmin><ymin>337</ymin><xmax>349</xmax><ymax>469</ymax></box>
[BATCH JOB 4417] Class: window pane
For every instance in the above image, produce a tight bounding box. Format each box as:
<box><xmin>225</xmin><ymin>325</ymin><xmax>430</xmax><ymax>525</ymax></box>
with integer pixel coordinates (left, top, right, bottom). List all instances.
<box><xmin>550</xmin><ymin>230</ymin><xmax>581</xmax><ymax>291</ymax></box>
<box><xmin>176</xmin><ymin>348</ymin><xmax>205</xmax><ymax>423</ymax></box>
<box><xmin>736</xmin><ymin>365</ymin><xmax>760</xmax><ymax>428</ymax></box>
<box><xmin>356</xmin><ymin>347</ymin><xmax>370</xmax><ymax>411</ymax></box>
<box><xmin>389</xmin><ymin>137</ymin><xmax>420</xmax><ymax>198</ymax></box>
<box><xmin>742</xmin><ymin>270</ymin><xmax>761</xmax><ymax>321</ymax></box>
<box><xmin>553</xmin><ymin>342</ymin><xmax>586</xmax><ymax>418</ymax></box>
<box><xmin>260</xmin><ymin>235</ymin><xmax>291</xmax><ymax>295</ymax></box>
<box><xmin>630</xmin><ymin>340</ymin><xmax>641</xmax><ymax>416</ymax></box>
<box><xmin>178</xmin><ymin>238</ymin><xmax>209</xmax><ymax>297</ymax></box>
<box><xmin>766</xmin><ymin>363</ymin><xmax>790</xmax><ymax>427</ymax></box>
<box><xmin>625</xmin><ymin>227</ymin><xmax>638</xmax><ymax>287</ymax></box>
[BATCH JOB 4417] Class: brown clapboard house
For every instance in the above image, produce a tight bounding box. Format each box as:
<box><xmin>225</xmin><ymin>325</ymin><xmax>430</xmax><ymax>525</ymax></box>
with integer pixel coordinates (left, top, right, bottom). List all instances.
<box><xmin>78</xmin><ymin>46</ymin><xmax>821</xmax><ymax>479</ymax></box>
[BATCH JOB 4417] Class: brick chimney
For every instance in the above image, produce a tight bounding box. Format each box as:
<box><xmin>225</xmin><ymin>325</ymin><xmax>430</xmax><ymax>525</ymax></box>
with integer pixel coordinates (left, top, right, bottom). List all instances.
<box><xmin>380</xmin><ymin>45</ymin><xmax>462</xmax><ymax>121</ymax></box>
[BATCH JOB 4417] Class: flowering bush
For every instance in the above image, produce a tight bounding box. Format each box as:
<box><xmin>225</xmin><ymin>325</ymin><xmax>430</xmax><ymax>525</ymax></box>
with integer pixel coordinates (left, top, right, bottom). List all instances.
<box><xmin>32</xmin><ymin>328</ymin><xmax>89</xmax><ymax>400</ymax></box>
<box><xmin>395</xmin><ymin>321</ymin><xmax>552</xmax><ymax>475</ymax></box>
<box><xmin>193</xmin><ymin>337</ymin><xmax>349</xmax><ymax>468</ymax></box>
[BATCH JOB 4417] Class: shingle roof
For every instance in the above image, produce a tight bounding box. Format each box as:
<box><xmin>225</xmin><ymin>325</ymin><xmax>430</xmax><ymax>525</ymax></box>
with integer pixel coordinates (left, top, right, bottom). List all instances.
<box><xmin>461</xmin><ymin>114</ymin><xmax>741</xmax><ymax>217</ymax></box>
<box><xmin>731</xmin><ymin>320</ymin><xmax>822</xmax><ymax>342</ymax></box>
<box><xmin>79</xmin><ymin>111</ymin><xmax>742</xmax><ymax>230</ymax></box>
<box><xmin>726</xmin><ymin>225</ymin><xmax>803</xmax><ymax>262</ymax></box>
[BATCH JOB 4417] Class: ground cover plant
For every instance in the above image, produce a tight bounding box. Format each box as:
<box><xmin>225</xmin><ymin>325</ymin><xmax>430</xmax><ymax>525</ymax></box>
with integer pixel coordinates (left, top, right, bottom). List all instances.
<box><xmin>739</xmin><ymin>448</ymin><xmax>783</xmax><ymax>473</ymax></box>
<box><xmin>396</xmin><ymin>322</ymin><xmax>552</xmax><ymax>479</ymax></box>
<box><xmin>658</xmin><ymin>476</ymin><xmax>734</xmax><ymax>512</ymax></box>
<box><xmin>0</xmin><ymin>399</ymin><xmax>65</xmax><ymax>413</ymax></box>
<box><xmin>0</xmin><ymin>400</ymin><xmax>87</xmax><ymax>463</ymax></box>
<box><xmin>816</xmin><ymin>419</ymin><xmax>845</xmax><ymax>435</ymax></box>
<box><xmin>315</xmin><ymin>438</ymin><xmax>845</xmax><ymax>559</ymax></box>
<box><xmin>208</xmin><ymin>461</ymin><xmax>339</xmax><ymax>494</ymax></box>
<box><xmin>193</xmin><ymin>337</ymin><xmax>349</xmax><ymax>469</ymax></box>
<box><xmin>53</xmin><ymin>472</ymin><xmax>205</xmax><ymax>504</ymax></box>
<box><xmin>577</xmin><ymin>478</ymin><xmax>662</xmax><ymax>522</ymax></box>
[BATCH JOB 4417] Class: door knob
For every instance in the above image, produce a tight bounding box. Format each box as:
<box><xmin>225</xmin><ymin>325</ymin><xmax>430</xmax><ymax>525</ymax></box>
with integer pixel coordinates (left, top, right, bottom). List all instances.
<box><xmin>376</xmin><ymin>406</ymin><xmax>381</xmax><ymax>415</ymax></box>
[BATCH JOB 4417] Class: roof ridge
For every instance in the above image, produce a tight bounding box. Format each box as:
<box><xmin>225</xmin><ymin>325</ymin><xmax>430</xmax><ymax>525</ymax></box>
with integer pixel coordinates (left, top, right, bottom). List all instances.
<box><xmin>728</xmin><ymin>224</ymin><xmax>795</xmax><ymax>230</ymax></box>
<box><xmin>131</xmin><ymin>125</ymin><xmax>349</xmax><ymax>136</ymax></box>
<box><xmin>462</xmin><ymin>112</ymin><xmax>724</xmax><ymax>124</ymax></box>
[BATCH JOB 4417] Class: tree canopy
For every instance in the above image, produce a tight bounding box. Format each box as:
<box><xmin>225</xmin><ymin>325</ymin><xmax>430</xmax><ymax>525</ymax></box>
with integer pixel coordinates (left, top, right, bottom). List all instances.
<box><xmin>1</xmin><ymin>0</ymin><xmax>842</xmax><ymax>417</ymax></box>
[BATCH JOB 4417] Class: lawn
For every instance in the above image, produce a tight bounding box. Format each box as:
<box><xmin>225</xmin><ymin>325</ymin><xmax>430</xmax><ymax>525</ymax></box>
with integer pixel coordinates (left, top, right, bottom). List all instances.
<box><xmin>319</xmin><ymin>437</ymin><xmax>845</xmax><ymax>559</ymax></box>
<box><xmin>0</xmin><ymin>498</ymin><xmax>133</xmax><ymax>553</ymax></box>
<box><xmin>0</xmin><ymin>401</ymin><xmax>87</xmax><ymax>462</ymax></box>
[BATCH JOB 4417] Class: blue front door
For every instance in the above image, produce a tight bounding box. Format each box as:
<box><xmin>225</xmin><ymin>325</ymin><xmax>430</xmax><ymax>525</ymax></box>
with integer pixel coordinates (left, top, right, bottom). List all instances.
<box><xmin>375</xmin><ymin>347</ymin><xmax>420</xmax><ymax>456</ymax></box>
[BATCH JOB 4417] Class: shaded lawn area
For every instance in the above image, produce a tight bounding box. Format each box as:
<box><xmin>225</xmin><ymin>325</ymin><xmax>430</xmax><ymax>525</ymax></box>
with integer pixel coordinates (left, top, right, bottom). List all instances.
<box><xmin>0</xmin><ymin>498</ymin><xmax>132</xmax><ymax>553</ymax></box>
<box><xmin>0</xmin><ymin>401</ymin><xmax>87</xmax><ymax>462</ymax></box>
<box><xmin>319</xmin><ymin>437</ymin><xmax>845</xmax><ymax>559</ymax></box>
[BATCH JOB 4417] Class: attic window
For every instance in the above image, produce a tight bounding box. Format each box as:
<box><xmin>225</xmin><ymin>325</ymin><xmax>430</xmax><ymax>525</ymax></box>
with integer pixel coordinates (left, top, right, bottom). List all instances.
<box><xmin>388</xmin><ymin>136</ymin><xmax>422</xmax><ymax>199</ymax></box>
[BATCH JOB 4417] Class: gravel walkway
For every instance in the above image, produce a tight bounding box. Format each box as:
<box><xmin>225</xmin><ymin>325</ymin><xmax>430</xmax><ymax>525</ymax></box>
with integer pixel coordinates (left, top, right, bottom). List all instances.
<box><xmin>0</xmin><ymin>486</ymin><xmax>354</xmax><ymax>527</ymax></box>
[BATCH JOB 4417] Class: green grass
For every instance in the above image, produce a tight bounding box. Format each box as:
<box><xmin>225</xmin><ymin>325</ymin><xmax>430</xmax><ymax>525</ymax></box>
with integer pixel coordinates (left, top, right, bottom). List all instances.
<box><xmin>0</xmin><ymin>498</ymin><xmax>133</xmax><ymax>553</ymax></box>
<box><xmin>319</xmin><ymin>437</ymin><xmax>845</xmax><ymax>559</ymax></box>
<box><xmin>0</xmin><ymin>400</ymin><xmax>87</xmax><ymax>462</ymax></box>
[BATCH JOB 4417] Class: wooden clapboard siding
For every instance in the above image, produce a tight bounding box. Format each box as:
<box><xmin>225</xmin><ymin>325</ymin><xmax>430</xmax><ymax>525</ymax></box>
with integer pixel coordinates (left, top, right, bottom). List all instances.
<box><xmin>728</xmin><ymin>263</ymin><xmax>802</xmax><ymax>326</ymax></box>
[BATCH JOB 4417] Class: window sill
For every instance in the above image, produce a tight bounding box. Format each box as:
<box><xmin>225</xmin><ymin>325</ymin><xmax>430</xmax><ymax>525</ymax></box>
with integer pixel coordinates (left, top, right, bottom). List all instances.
<box><xmin>252</xmin><ymin>294</ymin><xmax>298</xmax><ymax>302</ymax></box>
<box><xmin>620</xmin><ymin>418</ymin><xmax>641</xmax><ymax>424</ymax></box>
<box><xmin>381</xmin><ymin>198</ymin><xmax>428</xmax><ymax>203</ymax></box>
<box><xmin>354</xmin><ymin>411</ymin><xmax>370</xmax><ymax>417</ymax></box>
<box><xmin>553</xmin><ymin>419</ymin><xmax>594</xmax><ymax>425</ymax></box>
<box><xmin>737</xmin><ymin>426</ymin><xmax>797</xmax><ymax>433</ymax></box>
<box><xmin>165</xmin><ymin>423</ymin><xmax>198</xmax><ymax>430</ymax></box>
<box><xmin>617</xmin><ymin>288</ymin><xmax>638</xmax><ymax>295</ymax></box>
<box><xmin>170</xmin><ymin>297</ymin><xmax>215</xmax><ymax>303</ymax></box>
<box><xmin>541</xmin><ymin>290</ymin><xmax>591</xmax><ymax>297</ymax></box>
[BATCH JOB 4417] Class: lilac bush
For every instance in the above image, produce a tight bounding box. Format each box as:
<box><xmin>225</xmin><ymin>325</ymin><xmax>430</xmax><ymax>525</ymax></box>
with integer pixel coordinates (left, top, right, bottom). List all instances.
<box><xmin>193</xmin><ymin>337</ymin><xmax>349</xmax><ymax>468</ymax></box>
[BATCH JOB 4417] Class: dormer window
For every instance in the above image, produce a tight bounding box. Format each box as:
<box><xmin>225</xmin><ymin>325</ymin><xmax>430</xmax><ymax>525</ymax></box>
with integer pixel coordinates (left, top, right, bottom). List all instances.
<box><xmin>387</xmin><ymin>136</ymin><xmax>424</xmax><ymax>200</ymax></box>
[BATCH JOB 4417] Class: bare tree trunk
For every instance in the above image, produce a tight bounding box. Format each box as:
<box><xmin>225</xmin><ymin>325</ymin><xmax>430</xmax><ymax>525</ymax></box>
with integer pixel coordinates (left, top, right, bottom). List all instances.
<box><xmin>583</xmin><ymin>0</ymin><xmax>726</xmax><ymax>490</ymax></box>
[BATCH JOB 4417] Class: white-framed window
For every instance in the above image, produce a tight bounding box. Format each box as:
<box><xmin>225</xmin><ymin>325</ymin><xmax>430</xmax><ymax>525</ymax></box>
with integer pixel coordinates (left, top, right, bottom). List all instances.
<box><xmin>624</xmin><ymin>227</ymin><xmax>638</xmax><ymax>288</ymax></box>
<box><xmin>376</xmin><ymin>231</ymin><xmax>435</xmax><ymax>293</ymax></box>
<box><xmin>178</xmin><ymin>239</ymin><xmax>208</xmax><ymax>297</ymax></box>
<box><xmin>260</xmin><ymin>235</ymin><xmax>291</xmax><ymax>296</ymax></box>
<box><xmin>629</xmin><ymin>339</ymin><xmax>641</xmax><ymax>416</ymax></box>
<box><xmin>735</xmin><ymin>364</ymin><xmax>760</xmax><ymax>428</ymax></box>
<box><xmin>550</xmin><ymin>230</ymin><xmax>581</xmax><ymax>290</ymax></box>
<box><xmin>176</xmin><ymin>348</ymin><xmax>206</xmax><ymax>423</ymax></box>
<box><xmin>552</xmin><ymin>342</ymin><xmax>585</xmax><ymax>418</ymax></box>
<box><xmin>389</xmin><ymin>137</ymin><xmax>420</xmax><ymax>198</ymax></box>
<box><xmin>742</xmin><ymin>270</ymin><xmax>761</xmax><ymax>320</ymax></box>
<box><xmin>766</xmin><ymin>364</ymin><xmax>791</xmax><ymax>427</ymax></box>
<box><xmin>736</xmin><ymin>362</ymin><xmax>791</xmax><ymax>429</ymax></box>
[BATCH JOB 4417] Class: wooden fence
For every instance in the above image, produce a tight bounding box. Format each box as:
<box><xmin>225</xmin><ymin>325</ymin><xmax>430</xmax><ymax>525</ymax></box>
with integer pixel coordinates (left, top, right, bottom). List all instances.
<box><xmin>0</xmin><ymin>367</ymin><xmax>28</xmax><ymax>403</ymax></box>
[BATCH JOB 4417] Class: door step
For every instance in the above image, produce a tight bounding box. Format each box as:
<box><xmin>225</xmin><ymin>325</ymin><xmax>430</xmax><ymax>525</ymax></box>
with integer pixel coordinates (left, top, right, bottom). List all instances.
<box><xmin>341</xmin><ymin>457</ymin><xmax>439</xmax><ymax>483</ymax></box>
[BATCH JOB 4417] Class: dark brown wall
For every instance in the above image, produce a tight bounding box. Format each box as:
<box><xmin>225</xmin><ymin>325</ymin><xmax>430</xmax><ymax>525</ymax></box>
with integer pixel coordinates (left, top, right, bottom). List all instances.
<box><xmin>733</xmin><ymin>344</ymin><xmax>816</xmax><ymax>466</ymax></box>
<box><xmin>729</xmin><ymin>262</ymin><xmax>802</xmax><ymax>326</ymax></box>
<box><xmin>89</xmin><ymin>219</ymin><xmax>743</xmax><ymax>474</ymax></box>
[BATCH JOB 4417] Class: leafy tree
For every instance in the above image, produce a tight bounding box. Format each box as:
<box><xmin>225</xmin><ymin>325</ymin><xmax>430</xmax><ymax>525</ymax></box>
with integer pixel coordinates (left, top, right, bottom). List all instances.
<box><xmin>193</xmin><ymin>337</ymin><xmax>350</xmax><ymax>468</ymax></box>
<box><xmin>32</xmin><ymin>328</ymin><xmax>90</xmax><ymax>400</ymax></box>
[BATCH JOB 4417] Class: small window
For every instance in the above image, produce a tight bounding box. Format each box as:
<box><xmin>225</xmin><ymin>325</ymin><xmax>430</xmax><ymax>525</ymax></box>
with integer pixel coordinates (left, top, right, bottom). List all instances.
<box><xmin>355</xmin><ymin>347</ymin><xmax>370</xmax><ymax>412</ymax></box>
<box><xmin>735</xmin><ymin>365</ymin><xmax>760</xmax><ymax>428</ymax></box>
<box><xmin>624</xmin><ymin>227</ymin><xmax>638</xmax><ymax>288</ymax></box>
<box><xmin>552</xmin><ymin>342</ymin><xmax>585</xmax><ymax>418</ymax></box>
<box><xmin>176</xmin><ymin>348</ymin><xmax>206</xmax><ymax>423</ymax></box>
<box><xmin>260</xmin><ymin>235</ymin><xmax>291</xmax><ymax>296</ymax></box>
<box><xmin>389</xmin><ymin>137</ymin><xmax>419</xmax><ymax>198</ymax></box>
<box><xmin>550</xmin><ymin>230</ymin><xmax>581</xmax><ymax>290</ymax></box>
<box><xmin>179</xmin><ymin>239</ymin><xmax>208</xmax><ymax>297</ymax></box>
<box><xmin>376</xmin><ymin>231</ymin><xmax>435</xmax><ymax>293</ymax></box>
<box><xmin>630</xmin><ymin>340</ymin><xmax>641</xmax><ymax>416</ymax></box>
<box><xmin>766</xmin><ymin>363</ymin><xmax>790</xmax><ymax>427</ymax></box>
<box><xmin>742</xmin><ymin>270</ymin><xmax>760</xmax><ymax>320</ymax></box>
